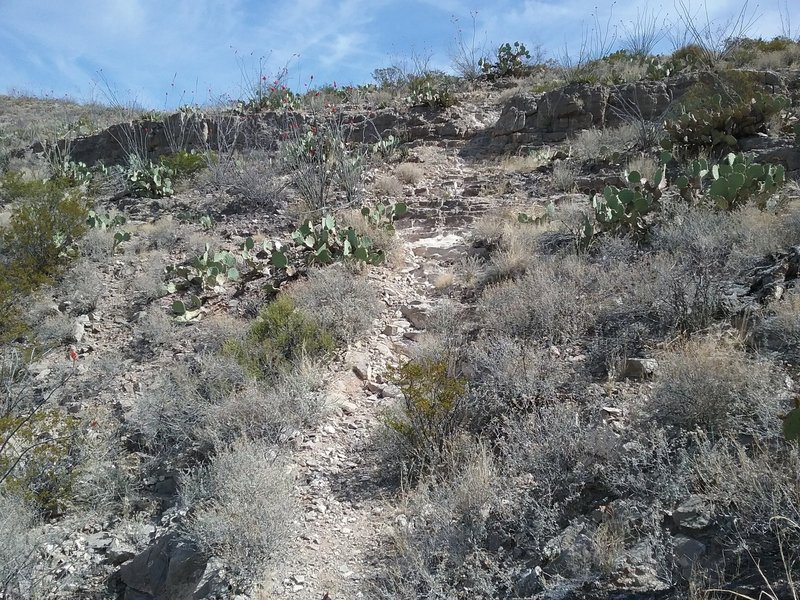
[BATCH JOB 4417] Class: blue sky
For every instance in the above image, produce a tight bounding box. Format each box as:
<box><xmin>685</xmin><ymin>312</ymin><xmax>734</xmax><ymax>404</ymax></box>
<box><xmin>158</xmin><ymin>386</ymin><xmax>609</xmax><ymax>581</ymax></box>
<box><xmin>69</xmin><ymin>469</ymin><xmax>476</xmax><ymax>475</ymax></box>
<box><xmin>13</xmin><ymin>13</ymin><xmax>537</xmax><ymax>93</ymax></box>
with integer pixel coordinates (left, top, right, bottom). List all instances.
<box><xmin>0</xmin><ymin>1</ymin><xmax>797</xmax><ymax>109</ymax></box>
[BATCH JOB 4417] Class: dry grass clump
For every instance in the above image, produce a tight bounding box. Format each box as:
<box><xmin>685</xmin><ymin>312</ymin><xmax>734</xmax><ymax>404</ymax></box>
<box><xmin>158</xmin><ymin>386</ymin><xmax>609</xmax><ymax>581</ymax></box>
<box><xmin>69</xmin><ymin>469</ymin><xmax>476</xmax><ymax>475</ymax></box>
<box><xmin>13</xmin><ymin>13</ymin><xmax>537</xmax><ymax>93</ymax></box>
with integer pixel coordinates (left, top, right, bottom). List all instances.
<box><xmin>642</xmin><ymin>338</ymin><xmax>786</xmax><ymax>438</ymax></box>
<box><xmin>372</xmin><ymin>439</ymin><xmax>503</xmax><ymax>598</ymax></box>
<box><xmin>134</xmin><ymin>308</ymin><xmax>174</xmax><ymax>351</ymax></box>
<box><xmin>288</xmin><ymin>263</ymin><xmax>381</xmax><ymax>344</ymax></box>
<box><xmin>394</xmin><ymin>163</ymin><xmax>423</xmax><ymax>186</ymax></box>
<box><xmin>464</xmin><ymin>334</ymin><xmax>567</xmax><ymax>431</ymax></box>
<box><xmin>751</xmin><ymin>293</ymin><xmax>800</xmax><ymax>362</ymax></box>
<box><xmin>199</xmin><ymin>364</ymin><xmax>323</xmax><ymax>448</ymax></box>
<box><xmin>54</xmin><ymin>260</ymin><xmax>103</xmax><ymax>315</ymax></box>
<box><xmin>135</xmin><ymin>217</ymin><xmax>181</xmax><ymax>252</ymax></box>
<box><xmin>128</xmin><ymin>364</ymin><xmax>209</xmax><ymax>463</ymax></box>
<box><xmin>692</xmin><ymin>438</ymin><xmax>800</xmax><ymax>548</ymax></box>
<box><xmin>570</xmin><ymin>124</ymin><xmax>639</xmax><ymax>161</ymax></box>
<box><xmin>373</xmin><ymin>175</ymin><xmax>403</xmax><ymax>197</ymax></box>
<box><xmin>221</xmin><ymin>149</ymin><xmax>286</xmax><ymax>211</ymax></box>
<box><xmin>478</xmin><ymin>255</ymin><xmax>599</xmax><ymax>345</ymax></box>
<box><xmin>127</xmin><ymin>252</ymin><xmax>167</xmax><ymax>304</ymax></box>
<box><xmin>551</xmin><ymin>160</ymin><xmax>577</xmax><ymax>191</ymax></box>
<box><xmin>180</xmin><ymin>438</ymin><xmax>293</xmax><ymax>587</ymax></box>
<box><xmin>625</xmin><ymin>154</ymin><xmax>661</xmax><ymax>184</ymax></box>
<box><xmin>500</xmin><ymin>147</ymin><xmax>554</xmax><ymax>172</ymax></box>
<box><xmin>78</xmin><ymin>228</ymin><xmax>115</xmax><ymax>261</ymax></box>
<box><xmin>0</xmin><ymin>491</ymin><xmax>44</xmax><ymax>598</ymax></box>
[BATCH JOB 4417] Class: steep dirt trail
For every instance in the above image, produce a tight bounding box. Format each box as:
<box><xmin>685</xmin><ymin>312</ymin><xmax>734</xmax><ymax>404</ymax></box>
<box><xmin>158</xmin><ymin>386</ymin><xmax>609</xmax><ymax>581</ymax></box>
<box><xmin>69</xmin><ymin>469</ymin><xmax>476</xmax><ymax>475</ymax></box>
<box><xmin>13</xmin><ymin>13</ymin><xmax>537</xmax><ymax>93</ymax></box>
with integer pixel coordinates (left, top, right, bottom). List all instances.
<box><xmin>272</xmin><ymin>140</ymin><xmax>536</xmax><ymax>599</ymax></box>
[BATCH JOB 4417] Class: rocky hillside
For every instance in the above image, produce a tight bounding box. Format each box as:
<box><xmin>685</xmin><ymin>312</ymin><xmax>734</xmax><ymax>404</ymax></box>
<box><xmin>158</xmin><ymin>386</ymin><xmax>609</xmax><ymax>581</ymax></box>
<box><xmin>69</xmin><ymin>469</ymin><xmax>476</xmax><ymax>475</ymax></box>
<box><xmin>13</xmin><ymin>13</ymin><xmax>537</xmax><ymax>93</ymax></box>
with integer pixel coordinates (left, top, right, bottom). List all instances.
<box><xmin>2</xmin><ymin>51</ymin><xmax>800</xmax><ymax>600</ymax></box>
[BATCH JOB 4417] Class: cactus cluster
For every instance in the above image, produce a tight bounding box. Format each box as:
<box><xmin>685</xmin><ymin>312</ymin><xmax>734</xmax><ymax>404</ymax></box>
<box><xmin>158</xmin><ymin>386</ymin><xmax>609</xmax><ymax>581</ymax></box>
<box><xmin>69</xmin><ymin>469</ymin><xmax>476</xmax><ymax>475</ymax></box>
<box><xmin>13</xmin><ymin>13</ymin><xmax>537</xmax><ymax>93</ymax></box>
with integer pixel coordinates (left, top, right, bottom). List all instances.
<box><xmin>480</xmin><ymin>42</ymin><xmax>531</xmax><ymax>78</ymax></box>
<box><xmin>675</xmin><ymin>152</ymin><xmax>785</xmax><ymax>210</ymax></box>
<box><xmin>121</xmin><ymin>156</ymin><xmax>174</xmax><ymax>198</ymax></box>
<box><xmin>361</xmin><ymin>201</ymin><xmax>408</xmax><ymax>230</ymax></box>
<box><xmin>407</xmin><ymin>74</ymin><xmax>457</xmax><ymax>109</ymax></box>
<box><xmin>165</xmin><ymin>243</ymin><xmax>240</xmax><ymax>294</ymax></box>
<box><xmin>86</xmin><ymin>210</ymin><xmax>130</xmax><ymax>254</ymax></box>
<box><xmin>292</xmin><ymin>215</ymin><xmax>384</xmax><ymax>265</ymax></box>
<box><xmin>664</xmin><ymin>93</ymin><xmax>789</xmax><ymax>156</ymax></box>
<box><xmin>372</xmin><ymin>135</ymin><xmax>399</xmax><ymax>159</ymax></box>
<box><xmin>578</xmin><ymin>167</ymin><xmax>663</xmax><ymax>252</ymax></box>
<box><xmin>518</xmin><ymin>201</ymin><xmax>555</xmax><ymax>226</ymax></box>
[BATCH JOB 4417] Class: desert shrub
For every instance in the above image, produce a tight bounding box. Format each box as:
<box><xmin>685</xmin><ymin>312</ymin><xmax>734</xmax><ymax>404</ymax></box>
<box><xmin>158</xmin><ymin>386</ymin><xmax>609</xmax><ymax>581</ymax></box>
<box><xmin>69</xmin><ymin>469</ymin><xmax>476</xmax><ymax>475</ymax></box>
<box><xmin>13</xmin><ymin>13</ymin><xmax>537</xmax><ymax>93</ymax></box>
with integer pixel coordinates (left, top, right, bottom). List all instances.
<box><xmin>551</xmin><ymin>160</ymin><xmax>577</xmax><ymax>191</ymax></box>
<box><xmin>128</xmin><ymin>365</ymin><xmax>208</xmax><ymax>463</ymax></box>
<box><xmin>373</xmin><ymin>175</ymin><xmax>403</xmax><ymax>197</ymax></box>
<box><xmin>385</xmin><ymin>359</ymin><xmax>468</xmax><ymax>478</ymax></box>
<box><xmin>200</xmin><ymin>365</ymin><xmax>323</xmax><ymax>448</ymax></box>
<box><xmin>288</xmin><ymin>264</ymin><xmax>380</xmax><ymax>344</ymax></box>
<box><xmin>222</xmin><ymin>295</ymin><xmax>335</xmax><ymax>380</ymax></box>
<box><xmin>53</xmin><ymin>259</ymin><xmax>103</xmax><ymax>314</ymax></box>
<box><xmin>464</xmin><ymin>334</ymin><xmax>567</xmax><ymax>432</ymax></box>
<box><xmin>0</xmin><ymin>491</ymin><xmax>44</xmax><ymax>598</ymax></box>
<box><xmin>499</xmin><ymin>401</ymin><xmax>619</xmax><ymax>559</ymax></box>
<box><xmin>751</xmin><ymin>293</ymin><xmax>800</xmax><ymax>362</ymax></box>
<box><xmin>642</xmin><ymin>339</ymin><xmax>786</xmax><ymax>438</ymax></box>
<box><xmin>71</xmin><ymin>407</ymin><xmax>138</xmax><ymax>512</ymax></box>
<box><xmin>692</xmin><ymin>437</ymin><xmax>800</xmax><ymax>554</ymax></box>
<box><xmin>650</xmin><ymin>208</ymin><xmax>770</xmax><ymax>334</ymax></box>
<box><xmin>134</xmin><ymin>307</ymin><xmax>174</xmax><ymax>351</ymax></box>
<box><xmin>394</xmin><ymin>163</ymin><xmax>423</xmax><ymax>185</ymax></box>
<box><xmin>180</xmin><ymin>439</ymin><xmax>293</xmax><ymax>588</ymax></box>
<box><xmin>216</xmin><ymin>149</ymin><xmax>285</xmax><ymax>211</ymax></box>
<box><xmin>0</xmin><ymin>175</ymin><xmax>89</xmax><ymax>341</ymax></box>
<box><xmin>570</xmin><ymin>124</ymin><xmax>640</xmax><ymax>161</ymax></box>
<box><xmin>373</xmin><ymin>439</ymin><xmax>503</xmax><ymax>598</ymax></box>
<box><xmin>159</xmin><ymin>150</ymin><xmax>205</xmax><ymax>177</ymax></box>
<box><xmin>478</xmin><ymin>255</ymin><xmax>597</xmax><ymax>345</ymax></box>
<box><xmin>0</xmin><ymin>176</ymin><xmax>89</xmax><ymax>286</ymax></box>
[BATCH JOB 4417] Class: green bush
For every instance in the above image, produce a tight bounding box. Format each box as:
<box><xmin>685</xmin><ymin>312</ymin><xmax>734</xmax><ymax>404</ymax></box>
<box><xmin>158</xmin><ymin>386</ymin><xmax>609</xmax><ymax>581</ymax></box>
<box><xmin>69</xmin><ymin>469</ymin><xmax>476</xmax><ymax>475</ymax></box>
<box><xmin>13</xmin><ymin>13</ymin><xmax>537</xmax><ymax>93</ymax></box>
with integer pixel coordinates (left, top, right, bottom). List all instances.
<box><xmin>160</xmin><ymin>150</ymin><xmax>206</xmax><ymax>177</ymax></box>
<box><xmin>385</xmin><ymin>360</ymin><xmax>467</xmax><ymax>477</ymax></box>
<box><xmin>0</xmin><ymin>174</ymin><xmax>89</xmax><ymax>341</ymax></box>
<box><xmin>223</xmin><ymin>295</ymin><xmax>335</xmax><ymax>380</ymax></box>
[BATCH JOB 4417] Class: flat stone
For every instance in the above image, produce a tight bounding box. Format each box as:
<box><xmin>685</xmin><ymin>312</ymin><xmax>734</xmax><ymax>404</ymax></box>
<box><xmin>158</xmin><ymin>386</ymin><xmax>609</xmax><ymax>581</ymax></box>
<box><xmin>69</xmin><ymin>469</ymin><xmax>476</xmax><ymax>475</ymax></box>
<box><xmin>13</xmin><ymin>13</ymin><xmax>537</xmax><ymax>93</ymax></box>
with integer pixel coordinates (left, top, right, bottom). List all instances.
<box><xmin>672</xmin><ymin>495</ymin><xmax>713</xmax><ymax>530</ymax></box>
<box><xmin>623</xmin><ymin>357</ymin><xmax>658</xmax><ymax>379</ymax></box>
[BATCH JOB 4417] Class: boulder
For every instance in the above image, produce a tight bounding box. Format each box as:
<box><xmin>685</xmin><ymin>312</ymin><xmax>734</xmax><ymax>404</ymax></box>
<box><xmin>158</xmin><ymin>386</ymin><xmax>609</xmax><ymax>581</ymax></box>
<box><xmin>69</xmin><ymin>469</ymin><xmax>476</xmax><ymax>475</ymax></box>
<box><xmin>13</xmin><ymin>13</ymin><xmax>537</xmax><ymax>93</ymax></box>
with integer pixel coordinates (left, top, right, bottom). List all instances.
<box><xmin>115</xmin><ymin>533</ymin><xmax>207</xmax><ymax>600</ymax></box>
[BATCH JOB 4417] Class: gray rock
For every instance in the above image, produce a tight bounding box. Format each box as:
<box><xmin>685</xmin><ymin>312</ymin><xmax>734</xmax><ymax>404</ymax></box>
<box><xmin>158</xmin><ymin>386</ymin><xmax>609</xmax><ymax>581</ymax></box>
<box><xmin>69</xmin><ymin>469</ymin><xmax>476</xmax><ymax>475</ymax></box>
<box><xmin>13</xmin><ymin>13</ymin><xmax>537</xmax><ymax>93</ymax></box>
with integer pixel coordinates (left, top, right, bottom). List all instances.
<box><xmin>673</xmin><ymin>535</ymin><xmax>706</xmax><ymax>579</ymax></box>
<box><xmin>108</xmin><ymin>538</ymin><xmax>137</xmax><ymax>566</ymax></box>
<box><xmin>86</xmin><ymin>532</ymin><xmax>113</xmax><ymax>552</ymax></box>
<box><xmin>72</xmin><ymin>315</ymin><xmax>91</xmax><ymax>343</ymax></box>
<box><xmin>349</xmin><ymin>352</ymin><xmax>371</xmax><ymax>381</ymax></box>
<box><xmin>672</xmin><ymin>495</ymin><xmax>713</xmax><ymax>530</ymax></box>
<box><xmin>542</xmin><ymin>521</ymin><xmax>594</xmax><ymax>577</ymax></box>
<box><xmin>622</xmin><ymin>357</ymin><xmax>658</xmax><ymax>380</ymax></box>
<box><xmin>117</xmin><ymin>533</ymin><xmax>207</xmax><ymax>600</ymax></box>
<box><xmin>400</xmin><ymin>301</ymin><xmax>430</xmax><ymax>329</ymax></box>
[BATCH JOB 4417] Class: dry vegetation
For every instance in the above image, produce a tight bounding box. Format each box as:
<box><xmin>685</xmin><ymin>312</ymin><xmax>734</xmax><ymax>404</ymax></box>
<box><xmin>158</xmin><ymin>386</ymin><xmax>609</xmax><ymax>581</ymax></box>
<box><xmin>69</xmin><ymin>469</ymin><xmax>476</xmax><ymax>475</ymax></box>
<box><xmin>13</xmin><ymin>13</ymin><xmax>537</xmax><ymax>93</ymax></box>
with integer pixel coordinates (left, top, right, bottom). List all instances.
<box><xmin>1</xmin><ymin>14</ymin><xmax>800</xmax><ymax>600</ymax></box>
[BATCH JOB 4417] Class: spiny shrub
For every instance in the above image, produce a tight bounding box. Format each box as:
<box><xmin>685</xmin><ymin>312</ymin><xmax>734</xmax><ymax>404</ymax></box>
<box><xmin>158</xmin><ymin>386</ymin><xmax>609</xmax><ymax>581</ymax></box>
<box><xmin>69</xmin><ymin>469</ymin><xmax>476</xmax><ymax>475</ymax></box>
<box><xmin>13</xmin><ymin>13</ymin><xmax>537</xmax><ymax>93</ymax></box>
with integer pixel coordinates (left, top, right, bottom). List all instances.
<box><xmin>160</xmin><ymin>150</ymin><xmax>206</xmax><ymax>177</ymax></box>
<box><xmin>223</xmin><ymin>295</ymin><xmax>335</xmax><ymax>380</ymax></box>
<box><xmin>386</xmin><ymin>360</ymin><xmax>467</xmax><ymax>477</ymax></box>
<box><xmin>407</xmin><ymin>73</ymin><xmax>458</xmax><ymax>109</ymax></box>
<box><xmin>180</xmin><ymin>439</ymin><xmax>293</xmax><ymax>586</ymax></box>
<box><xmin>0</xmin><ymin>175</ymin><xmax>89</xmax><ymax>341</ymax></box>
